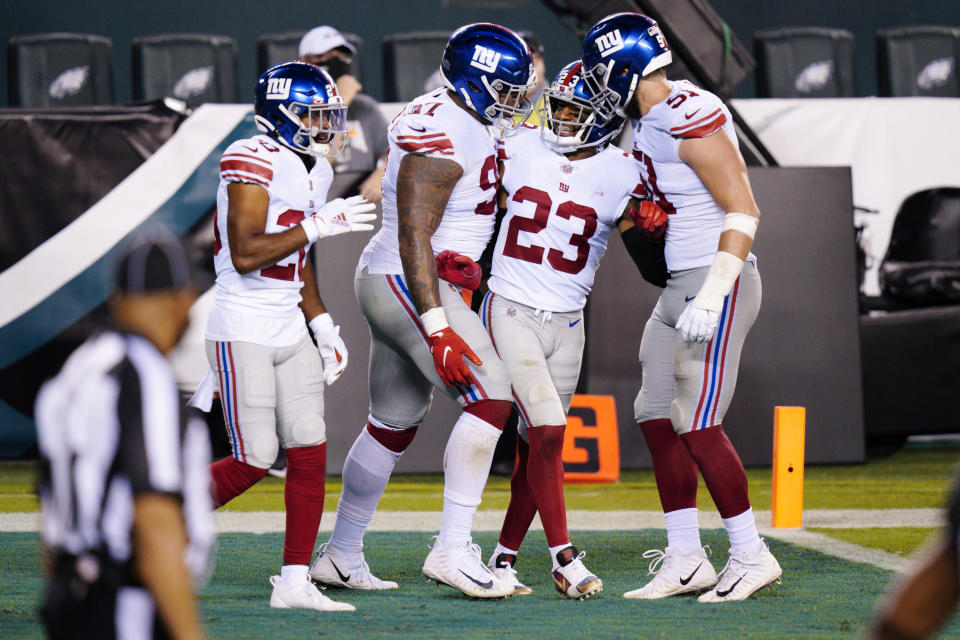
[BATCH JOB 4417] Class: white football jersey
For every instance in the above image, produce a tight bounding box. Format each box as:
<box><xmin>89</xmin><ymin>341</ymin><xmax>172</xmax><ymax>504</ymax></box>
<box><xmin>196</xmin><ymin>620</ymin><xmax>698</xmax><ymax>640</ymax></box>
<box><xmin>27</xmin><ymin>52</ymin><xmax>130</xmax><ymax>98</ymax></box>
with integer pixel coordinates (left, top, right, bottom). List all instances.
<box><xmin>359</xmin><ymin>89</ymin><xmax>500</xmax><ymax>274</ymax></box>
<box><xmin>488</xmin><ymin>126</ymin><xmax>643</xmax><ymax>312</ymax></box>
<box><xmin>205</xmin><ymin>134</ymin><xmax>333</xmax><ymax>347</ymax></box>
<box><xmin>632</xmin><ymin>80</ymin><xmax>753</xmax><ymax>271</ymax></box>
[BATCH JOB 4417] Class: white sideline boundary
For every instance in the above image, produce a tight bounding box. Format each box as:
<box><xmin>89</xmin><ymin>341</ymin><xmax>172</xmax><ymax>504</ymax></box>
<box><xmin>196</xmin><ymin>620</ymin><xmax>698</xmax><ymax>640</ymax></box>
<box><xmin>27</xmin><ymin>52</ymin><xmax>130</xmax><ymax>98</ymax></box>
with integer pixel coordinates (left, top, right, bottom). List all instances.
<box><xmin>1</xmin><ymin>508</ymin><xmax>936</xmax><ymax>572</ymax></box>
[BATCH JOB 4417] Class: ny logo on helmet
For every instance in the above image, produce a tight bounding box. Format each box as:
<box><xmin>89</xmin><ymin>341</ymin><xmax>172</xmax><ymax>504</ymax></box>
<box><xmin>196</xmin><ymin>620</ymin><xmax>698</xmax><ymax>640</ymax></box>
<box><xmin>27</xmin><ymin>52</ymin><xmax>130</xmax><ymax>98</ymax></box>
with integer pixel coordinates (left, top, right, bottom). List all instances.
<box><xmin>595</xmin><ymin>29</ymin><xmax>624</xmax><ymax>57</ymax></box>
<box><xmin>470</xmin><ymin>45</ymin><xmax>502</xmax><ymax>73</ymax></box>
<box><xmin>266</xmin><ymin>77</ymin><xmax>292</xmax><ymax>100</ymax></box>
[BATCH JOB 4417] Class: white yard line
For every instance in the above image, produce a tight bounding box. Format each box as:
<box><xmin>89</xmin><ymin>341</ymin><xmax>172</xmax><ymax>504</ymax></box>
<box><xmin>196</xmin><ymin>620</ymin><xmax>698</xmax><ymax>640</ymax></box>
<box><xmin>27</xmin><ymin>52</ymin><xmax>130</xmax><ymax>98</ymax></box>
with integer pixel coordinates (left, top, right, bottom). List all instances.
<box><xmin>2</xmin><ymin>509</ymin><xmax>936</xmax><ymax>572</ymax></box>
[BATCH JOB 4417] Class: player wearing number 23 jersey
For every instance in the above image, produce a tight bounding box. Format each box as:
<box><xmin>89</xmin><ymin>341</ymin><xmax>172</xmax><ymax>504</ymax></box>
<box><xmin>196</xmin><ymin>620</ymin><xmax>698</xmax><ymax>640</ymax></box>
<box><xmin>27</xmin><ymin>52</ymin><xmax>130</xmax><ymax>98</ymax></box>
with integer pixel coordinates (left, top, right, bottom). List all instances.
<box><xmin>481</xmin><ymin>60</ymin><xmax>668</xmax><ymax>599</ymax></box>
<box><xmin>582</xmin><ymin>12</ymin><xmax>779</xmax><ymax>603</ymax></box>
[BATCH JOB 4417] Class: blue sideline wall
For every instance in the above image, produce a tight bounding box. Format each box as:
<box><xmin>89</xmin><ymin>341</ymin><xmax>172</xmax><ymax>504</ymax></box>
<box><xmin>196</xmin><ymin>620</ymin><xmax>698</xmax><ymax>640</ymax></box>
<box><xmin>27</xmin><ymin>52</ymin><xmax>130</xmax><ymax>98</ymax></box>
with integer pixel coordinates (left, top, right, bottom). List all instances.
<box><xmin>2</xmin><ymin>0</ymin><xmax>959</xmax><ymax>106</ymax></box>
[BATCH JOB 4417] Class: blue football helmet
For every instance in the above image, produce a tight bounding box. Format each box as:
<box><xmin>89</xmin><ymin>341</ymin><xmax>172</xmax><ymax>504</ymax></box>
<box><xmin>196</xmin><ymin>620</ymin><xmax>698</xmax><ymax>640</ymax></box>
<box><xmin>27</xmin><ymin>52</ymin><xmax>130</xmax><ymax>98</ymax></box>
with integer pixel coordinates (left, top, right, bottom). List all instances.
<box><xmin>539</xmin><ymin>60</ymin><xmax>625</xmax><ymax>152</ymax></box>
<box><xmin>580</xmin><ymin>13</ymin><xmax>673</xmax><ymax>122</ymax></box>
<box><xmin>440</xmin><ymin>23</ymin><xmax>536</xmax><ymax>129</ymax></box>
<box><xmin>254</xmin><ymin>61</ymin><xmax>347</xmax><ymax>158</ymax></box>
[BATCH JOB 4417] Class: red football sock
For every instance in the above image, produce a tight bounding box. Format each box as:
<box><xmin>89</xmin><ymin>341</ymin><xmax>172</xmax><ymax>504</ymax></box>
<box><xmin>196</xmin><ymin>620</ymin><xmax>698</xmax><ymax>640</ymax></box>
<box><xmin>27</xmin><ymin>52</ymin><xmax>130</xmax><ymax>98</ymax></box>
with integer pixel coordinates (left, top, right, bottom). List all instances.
<box><xmin>282</xmin><ymin>444</ymin><xmax>327</xmax><ymax>566</ymax></box>
<box><xmin>366</xmin><ymin>422</ymin><xmax>418</xmax><ymax>452</ymax></box>
<box><xmin>681</xmin><ymin>425</ymin><xmax>751</xmax><ymax>518</ymax></box>
<box><xmin>639</xmin><ymin>419</ymin><xmax>699</xmax><ymax>512</ymax></box>
<box><xmin>464</xmin><ymin>399</ymin><xmax>512</xmax><ymax>429</ymax></box>
<box><xmin>210</xmin><ymin>456</ymin><xmax>268</xmax><ymax>508</ymax></box>
<box><xmin>527</xmin><ymin>425</ymin><xmax>570</xmax><ymax>548</ymax></box>
<box><xmin>498</xmin><ymin>436</ymin><xmax>537</xmax><ymax>551</ymax></box>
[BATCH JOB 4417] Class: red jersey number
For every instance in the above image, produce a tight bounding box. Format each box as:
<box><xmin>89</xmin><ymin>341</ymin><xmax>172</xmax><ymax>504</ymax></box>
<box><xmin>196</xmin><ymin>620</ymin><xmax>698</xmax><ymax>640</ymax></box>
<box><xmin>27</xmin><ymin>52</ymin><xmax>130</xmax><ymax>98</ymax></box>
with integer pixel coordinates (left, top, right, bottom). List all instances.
<box><xmin>474</xmin><ymin>154</ymin><xmax>498</xmax><ymax>215</ymax></box>
<box><xmin>260</xmin><ymin>210</ymin><xmax>307</xmax><ymax>282</ymax></box>
<box><xmin>501</xmin><ymin>186</ymin><xmax>598</xmax><ymax>275</ymax></box>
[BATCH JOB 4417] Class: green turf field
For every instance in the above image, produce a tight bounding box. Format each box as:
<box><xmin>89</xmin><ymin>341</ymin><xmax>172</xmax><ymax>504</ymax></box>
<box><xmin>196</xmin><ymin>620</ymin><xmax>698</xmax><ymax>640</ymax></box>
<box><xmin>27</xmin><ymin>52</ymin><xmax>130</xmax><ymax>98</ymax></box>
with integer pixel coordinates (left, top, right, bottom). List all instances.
<box><xmin>3</xmin><ymin>443</ymin><xmax>960</xmax><ymax>638</ymax></box>
<box><xmin>5</xmin><ymin>530</ymin><xmax>959</xmax><ymax>639</ymax></box>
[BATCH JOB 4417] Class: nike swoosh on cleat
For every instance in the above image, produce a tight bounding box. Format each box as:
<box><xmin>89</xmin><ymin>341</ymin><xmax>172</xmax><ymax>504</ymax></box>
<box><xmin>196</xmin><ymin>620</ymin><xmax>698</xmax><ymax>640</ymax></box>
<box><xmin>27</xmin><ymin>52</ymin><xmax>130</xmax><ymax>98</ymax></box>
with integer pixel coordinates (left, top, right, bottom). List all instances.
<box><xmin>442</xmin><ymin>346</ymin><xmax>452</xmax><ymax>367</ymax></box>
<box><xmin>330</xmin><ymin>559</ymin><xmax>351</xmax><ymax>583</ymax></box>
<box><xmin>715</xmin><ymin>576</ymin><xmax>743</xmax><ymax>597</ymax></box>
<box><xmin>458</xmin><ymin>569</ymin><xmax>493</xmax><ymax>590</ymax></box>
<box><xmin>685</xmin><ymin>295</ymin><xmax>696</xmax><ymax>302</ymax></box>
<box><xmin>568</xmin><ymin>318</ymin><xmax>581</xmax><ymax>327</ymax></box>
<box><xmin>679</xmin><ymin>563</ymin><xmax>702</xmax><ymax>585</ymax></box>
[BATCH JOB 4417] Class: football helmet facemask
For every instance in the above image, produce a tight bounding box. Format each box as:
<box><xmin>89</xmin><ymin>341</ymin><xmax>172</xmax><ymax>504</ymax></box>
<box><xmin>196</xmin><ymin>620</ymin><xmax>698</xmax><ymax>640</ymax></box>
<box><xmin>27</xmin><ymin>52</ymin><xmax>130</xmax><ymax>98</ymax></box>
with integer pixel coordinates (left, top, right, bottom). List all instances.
<box><xmin>254</xmin><ymin>61</ymin><xmax>348</xmax><ymax>158</ymax></box>
<box><xmin>580</xmin><ymin>12</ymin><xmax>673</xmax><ymax>122</ymax></box>
<box><xmin>539</xmin><ymin>60</ymin><xmax>625</xmax><ymax>152</ymax></box>
<box><xmin>440</xmin><ymin>22</ymin><xmax>537</xmax><ymax>130</ymax></box>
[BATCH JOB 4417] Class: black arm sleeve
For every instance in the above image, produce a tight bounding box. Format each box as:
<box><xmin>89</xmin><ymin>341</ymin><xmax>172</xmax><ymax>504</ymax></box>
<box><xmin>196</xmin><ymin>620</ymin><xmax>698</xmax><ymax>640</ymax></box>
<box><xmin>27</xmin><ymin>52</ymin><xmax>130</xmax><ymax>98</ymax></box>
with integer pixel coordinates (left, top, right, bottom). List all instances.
<box><xmin>619</xmin><ymin>226</ymin><xmax>670</xmax><ymax>288</ymax></box>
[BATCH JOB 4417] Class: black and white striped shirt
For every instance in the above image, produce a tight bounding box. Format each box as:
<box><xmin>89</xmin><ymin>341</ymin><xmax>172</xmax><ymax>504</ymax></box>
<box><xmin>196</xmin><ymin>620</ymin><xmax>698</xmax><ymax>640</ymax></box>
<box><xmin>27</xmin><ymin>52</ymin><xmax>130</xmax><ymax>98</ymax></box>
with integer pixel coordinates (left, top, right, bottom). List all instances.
<box><xmin>36</xmin><ymin>331</ymin><xmax>214</xmax><ymax>583</ymax></box>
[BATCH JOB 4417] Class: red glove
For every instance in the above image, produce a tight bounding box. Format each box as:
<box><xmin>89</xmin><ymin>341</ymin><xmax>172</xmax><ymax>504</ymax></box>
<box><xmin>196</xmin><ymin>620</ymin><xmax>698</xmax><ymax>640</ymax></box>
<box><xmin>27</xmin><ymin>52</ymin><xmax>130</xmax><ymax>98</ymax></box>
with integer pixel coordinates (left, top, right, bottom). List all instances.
<box><xmin>436</xmin><ymin>250</ymin><xmax>482</xmax><ymax>291</ymax></box>
<box><xmin>428</xmin><ymin>327</ymin><xmax>482</xmax><ymax>387</ymax></box>
<box><xmin>629</xmin><ymin>200</ymin><xmax>668</xmax><ymax>240</ymax></box>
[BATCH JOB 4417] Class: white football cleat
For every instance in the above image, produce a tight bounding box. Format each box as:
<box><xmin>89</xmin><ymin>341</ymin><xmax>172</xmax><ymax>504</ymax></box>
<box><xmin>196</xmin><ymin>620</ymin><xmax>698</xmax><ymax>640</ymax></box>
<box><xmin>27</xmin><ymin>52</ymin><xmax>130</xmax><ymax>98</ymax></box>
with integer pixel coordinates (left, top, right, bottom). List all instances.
<box><xmin>552</xmin><ymin>546</ymin><xmax>602</xmax><ymax>600</ymax></box>
<box><xmin>623</xmin><ymin>546</ymin><xmax>718</xmax><ymax>599</ymax></box>
<box><xmin>697</xmin><ymin>540</ymin><xmax>782</xmax><ymax>603</ymax></box>
<box><xmin>309</xmin><ymin>543</ymin><xmax>398</xmax><ymax>590</ymax></box>
<box><xmin>487</xmin><ymin>552</ymin><xmax>532</xmax><ymax>595</ymax></box>
<box><xmin>422</xmin><ymin>537</ymin><xmax>514</xmax><ymax>598</ymax></box>
<box><xmin>269</xmin><ymin>574</ymin><xmax>355</xmax><ymax>611</ymax></box>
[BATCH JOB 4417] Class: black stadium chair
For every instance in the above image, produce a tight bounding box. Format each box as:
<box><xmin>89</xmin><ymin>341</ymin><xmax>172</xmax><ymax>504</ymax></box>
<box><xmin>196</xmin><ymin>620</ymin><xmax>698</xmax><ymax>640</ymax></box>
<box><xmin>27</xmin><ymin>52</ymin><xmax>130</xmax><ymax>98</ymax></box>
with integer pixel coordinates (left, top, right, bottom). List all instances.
<box><xmin>382</xmin><ymin>31</ymin><xmax>450</xmax><ymax>102</ymax></box>
<box><xmin>133</xmin><ymin>33</ymin><xmax>238</xmax><ymax>104</ymax></box>
<box><xmin>753</xmin><ymin>27</ymin><xmax>855</xmax><ymax>98</ymax></box>
<box><xmin>877</xmin><ymin>25</ymin><xmax>960</xmax><ymax>97</ymax></box>
<box><xmin>257</xmin><ymin>30</ymin><xmax>364</xmax><ymax>81</ymax></box>
<box><xmin>7</xmin><ymin>33</ymin><xmax>114</xmax><ymax>107</ymax></box>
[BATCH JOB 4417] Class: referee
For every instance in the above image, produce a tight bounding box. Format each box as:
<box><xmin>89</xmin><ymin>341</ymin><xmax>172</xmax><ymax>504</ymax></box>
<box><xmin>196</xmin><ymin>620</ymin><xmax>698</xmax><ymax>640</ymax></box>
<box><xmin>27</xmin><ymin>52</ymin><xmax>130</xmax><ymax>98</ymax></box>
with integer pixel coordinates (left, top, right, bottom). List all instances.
<box><xmin>35</xmin><ymin>231</ymin><xmax>215</xmax><ymax>640</ymax></box>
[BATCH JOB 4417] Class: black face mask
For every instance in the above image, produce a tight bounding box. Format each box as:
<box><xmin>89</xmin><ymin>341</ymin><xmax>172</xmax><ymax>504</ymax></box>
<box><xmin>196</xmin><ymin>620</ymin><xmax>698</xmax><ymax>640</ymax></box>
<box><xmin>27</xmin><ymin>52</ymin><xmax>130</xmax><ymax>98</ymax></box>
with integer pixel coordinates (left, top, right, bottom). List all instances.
<box><xmin>319</xmin><ymin>57</ymin><xmax>352</xmax><ymax>81</ymax></box>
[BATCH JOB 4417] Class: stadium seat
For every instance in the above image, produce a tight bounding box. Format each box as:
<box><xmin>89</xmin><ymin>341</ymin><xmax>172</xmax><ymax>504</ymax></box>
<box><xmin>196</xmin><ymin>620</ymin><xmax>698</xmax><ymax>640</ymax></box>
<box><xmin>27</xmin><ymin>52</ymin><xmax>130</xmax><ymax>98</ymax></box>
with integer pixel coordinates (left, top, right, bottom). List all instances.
<box><xmin>382</xmin><ymin>31</ymin><xmax>450</xmax><ymax>102</ymax></box>
<box><xmin>7</xmin><ymin>33</ymin><xmax>114</xmax><ymax>107</ymax></box>
<box><xmin>257</xmin><ymin>30</ymin><xmax>364</xmax><ymax>81</ymax></box>
<box><xmin>753</xmin><ymin>27</ymin><xmax>855</xmax><ymax>98</ymax></box>
<box><xmin>132</xmin><ymin>33</ymin><xmax>238</xmax><ymax>103</ymax></box>
<box><xmin>877</xmin><ymin>26</ymin><xmax>960</xmax><ymax>97</ymax></box>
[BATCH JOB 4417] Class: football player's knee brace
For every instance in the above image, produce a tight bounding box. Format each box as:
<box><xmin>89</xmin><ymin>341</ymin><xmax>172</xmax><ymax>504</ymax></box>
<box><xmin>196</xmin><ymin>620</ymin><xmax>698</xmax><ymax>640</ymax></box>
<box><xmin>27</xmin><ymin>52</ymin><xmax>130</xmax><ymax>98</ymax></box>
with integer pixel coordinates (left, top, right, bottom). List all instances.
<box><xmin>634</xmin><ymin>390</ymin><xmax>671</xmax><ymax>424</ymax></box>
<box><xmin>241</xmin><ymin>423</ymin><xmax>280</xmax><ymax>469</ymax></box>
<box><xmin>464</xmin><ymin>398</ymin><xmax>512</xmax><ymax>429</ymax></box>
<box><xmin>289</xmin><ymin>413</ymin><xmax>326</xmax><ymax>448</ymax></box>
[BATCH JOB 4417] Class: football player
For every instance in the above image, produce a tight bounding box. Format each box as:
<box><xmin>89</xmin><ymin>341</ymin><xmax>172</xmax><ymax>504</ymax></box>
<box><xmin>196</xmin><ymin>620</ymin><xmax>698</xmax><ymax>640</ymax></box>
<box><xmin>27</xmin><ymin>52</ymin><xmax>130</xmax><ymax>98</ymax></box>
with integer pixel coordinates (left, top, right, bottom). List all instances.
<box><xmin>197</xmin><ymin>61</ymin><xmax>375</xmax><ymax>612</ymax></box>
<box><xmin>481</xmin><ymin>61</ymin><xmax>668</xmax><ymax>599</ymax></box>
<box><xmin>310</xmin><ymin>24</ymin><xmax>535</xmax><ymax>599</ymax></box>
<box><xmin>581</xmin><ymin>13</ymin><xmax>781</xmax><ymax>602</ymax></box>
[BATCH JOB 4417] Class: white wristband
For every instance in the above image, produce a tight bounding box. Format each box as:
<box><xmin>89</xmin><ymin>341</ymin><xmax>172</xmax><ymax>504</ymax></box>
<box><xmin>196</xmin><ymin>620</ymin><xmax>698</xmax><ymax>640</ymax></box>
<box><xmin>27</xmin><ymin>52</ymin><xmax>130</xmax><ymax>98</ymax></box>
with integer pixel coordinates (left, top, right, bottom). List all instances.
<box><xmin>308</xmin><ymin>313</ymin><xmax>335</xmax><ymax>337</ymax></box>
<box><xmin>694</xmin><ymin>251</ymin><xmax>744</xmax><ymax>313</ymax></box>
<box><xmin>722</xmin><ymin>212</ymin><xmax>759</xmax><ymax>240</ymax></box>
<box><xmin>300</xmin><ymin>217</ymin><xmax>320</xmax><ymax>244</ymax></box>
<box><xmin>419</xmin><ymin>307</ymin><xmax>449</xmax><ymax>336</ymax></box>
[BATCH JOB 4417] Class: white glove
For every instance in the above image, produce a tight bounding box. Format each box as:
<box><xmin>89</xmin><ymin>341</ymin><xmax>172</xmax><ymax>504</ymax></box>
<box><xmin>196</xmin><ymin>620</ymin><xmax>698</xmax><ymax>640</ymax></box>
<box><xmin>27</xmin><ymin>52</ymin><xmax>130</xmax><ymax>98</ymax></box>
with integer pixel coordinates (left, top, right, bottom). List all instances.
<box><xmin>300</xmin><ymin>195</ymin><xmax>377</xmax><ymax>243</ymax></box>
<box><xmin>309</xmin><ymin>313</ymin><xmax>348</xmax><ymax>385</ymax></box>
<box><xmin>676</xmin><ymin>301</ymin><xmax>720</xmax><ymax>344</ymax></box>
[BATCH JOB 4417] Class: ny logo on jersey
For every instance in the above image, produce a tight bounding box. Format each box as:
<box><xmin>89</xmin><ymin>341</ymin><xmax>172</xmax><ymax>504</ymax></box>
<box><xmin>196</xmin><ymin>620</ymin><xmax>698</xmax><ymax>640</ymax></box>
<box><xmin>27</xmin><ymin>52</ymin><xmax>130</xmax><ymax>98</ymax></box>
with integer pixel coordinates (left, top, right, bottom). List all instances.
<box><xmin>471</xmin><ymin>45</ymin><xmax>502</xmax><ymax>73</ymax></box>
<box><xmin>559</xmin><ymin>182</ymin><xmax>570</xmax><ymax>192</ymax></box>
<box><xmin>265</xmin><ymin>77</ymin><xmax>292</xmax><ymax>100</ymax></box>
<box><xmin>596</xmin><ymin>29</ymin><xmax>624</xmax><ymax>57</ymax></box>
